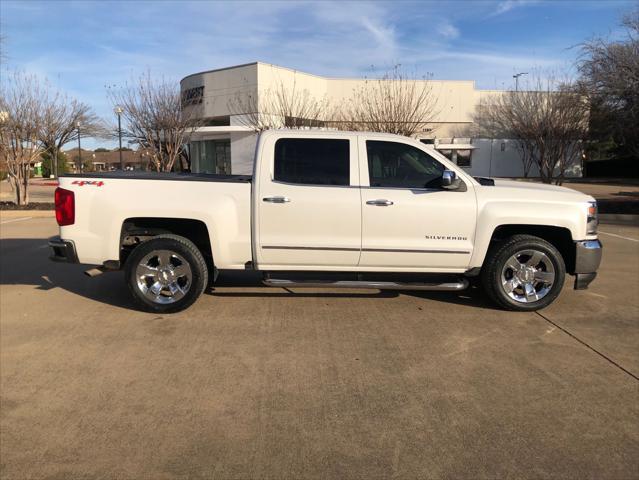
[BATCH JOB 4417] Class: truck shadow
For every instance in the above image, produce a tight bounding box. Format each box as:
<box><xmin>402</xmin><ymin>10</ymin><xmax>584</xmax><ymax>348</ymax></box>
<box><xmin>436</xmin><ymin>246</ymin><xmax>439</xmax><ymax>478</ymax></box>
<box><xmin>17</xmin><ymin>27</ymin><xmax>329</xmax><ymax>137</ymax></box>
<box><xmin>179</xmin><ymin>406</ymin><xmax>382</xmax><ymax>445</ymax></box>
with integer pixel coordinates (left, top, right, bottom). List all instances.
<box><xmin>0</xmin><ymin>238</ymin><xmax>134</xmax><ymax>310</ymax></box>
<box><xmin>0</xmin><ymin>238</ymin><xmax>497</xmax><ymax>311</ymax></box>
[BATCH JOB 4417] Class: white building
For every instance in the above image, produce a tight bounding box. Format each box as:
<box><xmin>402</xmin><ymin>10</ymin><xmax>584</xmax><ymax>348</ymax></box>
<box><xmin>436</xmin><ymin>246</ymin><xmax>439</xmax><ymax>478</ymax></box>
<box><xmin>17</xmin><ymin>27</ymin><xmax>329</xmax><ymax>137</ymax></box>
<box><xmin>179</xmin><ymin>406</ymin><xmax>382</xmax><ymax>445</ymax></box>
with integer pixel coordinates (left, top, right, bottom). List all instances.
<box><xmin>180</xmin><ymin>62</ymin><xmax>583</xmax><ymax>178</ymax></box>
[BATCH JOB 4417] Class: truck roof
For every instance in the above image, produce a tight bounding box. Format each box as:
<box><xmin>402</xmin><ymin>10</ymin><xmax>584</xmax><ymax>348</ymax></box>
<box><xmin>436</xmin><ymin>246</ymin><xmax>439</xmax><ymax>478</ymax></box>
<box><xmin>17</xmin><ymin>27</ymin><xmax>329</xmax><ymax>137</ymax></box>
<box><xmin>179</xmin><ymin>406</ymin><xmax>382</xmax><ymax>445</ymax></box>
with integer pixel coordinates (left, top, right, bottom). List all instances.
<box><xmin>259</xmin><ymin>129</ymin><xmax>420</xmax><ymax>141</ymax></box>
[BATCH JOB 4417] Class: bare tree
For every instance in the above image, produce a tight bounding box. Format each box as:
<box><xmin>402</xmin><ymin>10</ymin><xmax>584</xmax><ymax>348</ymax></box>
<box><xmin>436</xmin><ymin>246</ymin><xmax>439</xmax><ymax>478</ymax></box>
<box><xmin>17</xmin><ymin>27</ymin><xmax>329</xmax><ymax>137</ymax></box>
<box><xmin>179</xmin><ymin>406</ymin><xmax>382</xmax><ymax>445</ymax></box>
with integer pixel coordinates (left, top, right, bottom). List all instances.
<box><xmin>476</xmin><ymin>74</ymin><xmax>589</xmax><ymax>184</ymax></box>
<box><xmin>39</xmin><ymin>89</ymin><xmax>103</xmax><ymax>177</ymax></box>
<box><xmin>577</xmin><ymin>8</ymin><xmax>639</xmax><ymax>159</ymax></box>
<box><xmin>228</xmin><ymin>89</ymin><xmax>275</xmax><ymax>131</ymax></box>
<box><xmin>0</xmin><ymin>71</ymin><xmax>46</xmax><ymax>205</ymax></box>
<box><xmin>228</xmin><ymin>79</ymin><xmax>333</xmax><ymax>131</ymax></box>
<box><xmin>473</xmin><ymin>95</ymin><xmax>537</xmax><ymax>178</ymax></box>
<box><xmin>228</xmin><ymin>67</ymin><xmax>437</xmax><ymax>136</ymax></box>
<box><xmin>107</xmin><ymin>72</ymin><xmax>202</xmax><ymax>172</ymax></box>
<box><xmin>337</xmin><ymin>66</ymin><xmax>439</xmax><ymax>137</ymax></box>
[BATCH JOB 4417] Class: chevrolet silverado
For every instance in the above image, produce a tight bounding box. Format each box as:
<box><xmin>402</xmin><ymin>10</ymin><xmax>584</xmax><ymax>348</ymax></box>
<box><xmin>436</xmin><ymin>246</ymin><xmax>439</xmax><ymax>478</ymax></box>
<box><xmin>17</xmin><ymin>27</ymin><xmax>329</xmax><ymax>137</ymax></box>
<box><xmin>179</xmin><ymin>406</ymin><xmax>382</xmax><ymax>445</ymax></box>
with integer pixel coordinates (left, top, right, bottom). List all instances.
<box><xmin>49</xmin><ymin>130</ymin><xmax>602</xmax><ymax>313</ymax></box>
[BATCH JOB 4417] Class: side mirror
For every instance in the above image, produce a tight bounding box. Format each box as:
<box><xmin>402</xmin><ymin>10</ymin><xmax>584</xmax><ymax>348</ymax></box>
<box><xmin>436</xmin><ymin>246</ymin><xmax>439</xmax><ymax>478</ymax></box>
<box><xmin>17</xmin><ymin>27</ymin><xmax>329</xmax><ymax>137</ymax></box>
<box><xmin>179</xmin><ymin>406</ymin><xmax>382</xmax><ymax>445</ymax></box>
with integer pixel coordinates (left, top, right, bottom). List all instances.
<box><xmin>441</xmin><ymin>170</ymin><xmax>465</xmax><ymax>191</ymax></box>
<box><xmin>442</xmin><ymin>170</ymin><xmax>455</xmax><ymax>187</ymax></box>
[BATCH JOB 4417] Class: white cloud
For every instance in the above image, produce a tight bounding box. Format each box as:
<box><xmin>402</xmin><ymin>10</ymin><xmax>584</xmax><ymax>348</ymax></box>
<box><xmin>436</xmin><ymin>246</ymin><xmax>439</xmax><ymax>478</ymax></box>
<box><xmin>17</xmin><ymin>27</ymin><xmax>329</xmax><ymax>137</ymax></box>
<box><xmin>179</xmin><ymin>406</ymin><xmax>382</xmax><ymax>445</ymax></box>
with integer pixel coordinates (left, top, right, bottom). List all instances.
<box><xmin>431</xmin><ymin>50</ymin><xmax>559</xmax><ymax>68</ymax></box>
<box><xmin>491</xmin><ymin>0</ymin><xmax>539</xmax><ymax>17</ymax></box>
<box><xmin>361</xmin><ymin>17</ymin><xmax>397</xmax><ymax>53</ymax></box>
<box><xmin>437</xmin><ymin>22</ymin><xmax>460</xmax><ymax>39</ymax></box>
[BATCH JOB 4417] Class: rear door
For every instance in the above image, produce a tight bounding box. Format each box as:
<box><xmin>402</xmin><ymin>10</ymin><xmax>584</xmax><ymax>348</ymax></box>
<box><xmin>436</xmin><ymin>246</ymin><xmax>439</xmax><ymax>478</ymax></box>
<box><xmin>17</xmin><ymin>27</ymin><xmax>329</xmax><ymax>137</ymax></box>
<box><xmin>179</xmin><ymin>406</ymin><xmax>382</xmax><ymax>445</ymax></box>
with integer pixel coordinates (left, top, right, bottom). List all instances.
<box><xmin>358</xmin><ymin>138</ymin><xmax>476</xmax><ymax>270</ymax></box>
<box><xmin>255</xmin><ymin>134</ymin><xmax>361</xmax><ymax>268</ymax></box>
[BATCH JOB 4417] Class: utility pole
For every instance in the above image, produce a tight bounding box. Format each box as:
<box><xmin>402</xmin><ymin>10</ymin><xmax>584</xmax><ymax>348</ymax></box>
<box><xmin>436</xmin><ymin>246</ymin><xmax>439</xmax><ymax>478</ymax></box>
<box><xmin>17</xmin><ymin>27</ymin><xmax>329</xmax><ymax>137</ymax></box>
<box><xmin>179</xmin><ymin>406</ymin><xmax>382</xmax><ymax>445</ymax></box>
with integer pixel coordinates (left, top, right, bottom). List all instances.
<box><xmin>114</xmin><ymin>106</ymin><xmax>124</xmax><ymax>170</ymax></box>
<box><xmin>513</xmin><ymin>72</ymin><xmax>528</xmax><ymax>92</ymax></box>
<box><xmin>76</xmin><ymin>121</ymin><xmax>82</xmax><ymax>172</ymax></box>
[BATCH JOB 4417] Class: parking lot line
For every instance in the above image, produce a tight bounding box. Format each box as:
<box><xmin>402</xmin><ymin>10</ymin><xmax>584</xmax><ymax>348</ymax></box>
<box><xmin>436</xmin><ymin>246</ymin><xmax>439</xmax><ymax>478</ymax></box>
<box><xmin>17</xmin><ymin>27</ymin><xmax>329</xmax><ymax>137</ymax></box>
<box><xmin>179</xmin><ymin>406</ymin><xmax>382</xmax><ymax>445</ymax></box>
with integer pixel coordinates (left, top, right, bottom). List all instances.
<box><xmin>535</xmin><ymin>311</ymin><xmax>639</xmax><ymax>382</ymax></box>
<box><xmin>0</xmin><ymin>216</ymin><xmax>33</xmax><ymax>225</ymax></box>
<box><xmin>598</xmin><ymin>230</ymin><xmax>639</xmax><ymax>242</ymax></box>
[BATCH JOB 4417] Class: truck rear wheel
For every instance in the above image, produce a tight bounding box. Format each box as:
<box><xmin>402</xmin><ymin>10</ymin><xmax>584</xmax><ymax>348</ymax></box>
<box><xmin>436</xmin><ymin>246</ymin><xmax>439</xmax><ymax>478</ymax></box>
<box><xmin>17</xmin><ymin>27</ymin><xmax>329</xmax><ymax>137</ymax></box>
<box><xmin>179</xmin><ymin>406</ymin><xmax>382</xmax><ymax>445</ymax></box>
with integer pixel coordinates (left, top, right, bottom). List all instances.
<box><xmin>481</xmin><ymin>234</ymin><xmax>565</xmax><ymax>311</ymax></box>
<box><xmin>125</xmin><ymin>234</ymin><xmax>208</xmax><ymax>313</ymax></box>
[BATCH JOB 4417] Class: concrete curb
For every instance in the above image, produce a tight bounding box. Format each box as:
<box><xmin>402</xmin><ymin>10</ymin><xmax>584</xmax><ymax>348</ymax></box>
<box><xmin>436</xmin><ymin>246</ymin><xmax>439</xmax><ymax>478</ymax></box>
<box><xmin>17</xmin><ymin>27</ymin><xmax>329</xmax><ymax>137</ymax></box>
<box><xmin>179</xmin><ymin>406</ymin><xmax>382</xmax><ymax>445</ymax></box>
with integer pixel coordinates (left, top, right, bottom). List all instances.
<box><xmin>599</xmin><ymin>214</ymin><xmax>639</xmax><ymax>226</ymax></box>
<box><xmin>0</xmin><ymin>210</ymin><xmax>54</xmax><ymax>218</ymax></box>
<box><xmin>30</xmin><ymin>182</ymin><xmax>59</xmax><ymax>187</ymax></box>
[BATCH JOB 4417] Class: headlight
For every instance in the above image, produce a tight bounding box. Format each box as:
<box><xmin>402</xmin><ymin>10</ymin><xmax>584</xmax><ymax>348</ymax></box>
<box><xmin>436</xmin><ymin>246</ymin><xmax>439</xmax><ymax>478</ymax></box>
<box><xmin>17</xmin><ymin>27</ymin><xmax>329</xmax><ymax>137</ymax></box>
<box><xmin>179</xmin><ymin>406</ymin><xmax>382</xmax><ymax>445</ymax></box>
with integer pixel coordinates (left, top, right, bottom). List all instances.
<box><xmin>586</xmin><ymin>201</ymin><xmax>598</xmax><ymax>235</ymax></box>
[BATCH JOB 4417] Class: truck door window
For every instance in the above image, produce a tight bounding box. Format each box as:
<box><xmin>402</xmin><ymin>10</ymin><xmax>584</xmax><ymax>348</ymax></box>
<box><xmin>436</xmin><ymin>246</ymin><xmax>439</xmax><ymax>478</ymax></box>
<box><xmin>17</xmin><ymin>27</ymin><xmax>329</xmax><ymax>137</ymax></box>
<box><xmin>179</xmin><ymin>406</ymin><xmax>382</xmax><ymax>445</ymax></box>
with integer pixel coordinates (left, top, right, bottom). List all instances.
<box><xmin>274</xmin><ymin>138</ymin><xmax>350</xmax><ymax>186</ymax></box>
<box><xmin>366</xmin><ymin>140</ymin><xmax>445</xmax><ymax>189</ymax></box>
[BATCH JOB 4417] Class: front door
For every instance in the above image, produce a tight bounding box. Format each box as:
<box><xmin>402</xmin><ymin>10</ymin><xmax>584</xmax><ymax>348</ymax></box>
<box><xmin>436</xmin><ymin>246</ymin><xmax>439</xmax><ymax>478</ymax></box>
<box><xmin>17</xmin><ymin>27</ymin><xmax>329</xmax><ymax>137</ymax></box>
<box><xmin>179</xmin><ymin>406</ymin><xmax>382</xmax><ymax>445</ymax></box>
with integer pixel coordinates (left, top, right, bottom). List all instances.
<box><xmin>256</xmin><ymin>135</ymin><xmax>361</xmax><ymax>269</ymax></box>
<box><xmin>359</xmin><ymin>139</ymin><xmax>476</xmax><ymax>270</ymax></box>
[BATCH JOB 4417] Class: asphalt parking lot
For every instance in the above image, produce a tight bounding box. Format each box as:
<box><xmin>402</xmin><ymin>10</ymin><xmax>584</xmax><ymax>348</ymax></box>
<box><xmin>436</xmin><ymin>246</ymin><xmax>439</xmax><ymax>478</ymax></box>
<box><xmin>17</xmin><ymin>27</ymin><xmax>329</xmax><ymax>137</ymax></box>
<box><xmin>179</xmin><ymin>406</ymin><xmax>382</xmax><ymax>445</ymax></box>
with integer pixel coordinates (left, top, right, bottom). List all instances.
<box><xmin>1</xmin><ymin>214</ymin><xmax>638</xmax><ymax>479</ymax></box>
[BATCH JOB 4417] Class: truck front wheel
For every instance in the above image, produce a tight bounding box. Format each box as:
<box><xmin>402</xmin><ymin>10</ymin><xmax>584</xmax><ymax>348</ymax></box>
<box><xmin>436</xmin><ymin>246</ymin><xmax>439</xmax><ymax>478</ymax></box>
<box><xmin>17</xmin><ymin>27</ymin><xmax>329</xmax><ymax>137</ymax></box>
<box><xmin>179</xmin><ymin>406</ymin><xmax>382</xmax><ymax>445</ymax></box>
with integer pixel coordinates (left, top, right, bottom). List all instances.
<box><xmin>125</xmin><ymin>234</ymin><xmax>209</xmax><ymax>313</ymax></box>
<box><xmin>481</xmin><ymin>234</ymin><xmax>565</xmax><ymax>311</ymax></box>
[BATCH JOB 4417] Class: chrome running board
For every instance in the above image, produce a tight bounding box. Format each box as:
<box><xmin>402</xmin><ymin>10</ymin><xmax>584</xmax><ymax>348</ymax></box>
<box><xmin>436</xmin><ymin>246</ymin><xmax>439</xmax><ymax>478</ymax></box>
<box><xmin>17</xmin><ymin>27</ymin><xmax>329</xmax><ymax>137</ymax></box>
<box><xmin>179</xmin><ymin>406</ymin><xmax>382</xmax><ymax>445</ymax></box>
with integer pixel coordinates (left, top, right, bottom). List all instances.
<box><xmin>262</xmin><ymin>278</ymin><xmax>469</xmax><ymax>291</ymax></box>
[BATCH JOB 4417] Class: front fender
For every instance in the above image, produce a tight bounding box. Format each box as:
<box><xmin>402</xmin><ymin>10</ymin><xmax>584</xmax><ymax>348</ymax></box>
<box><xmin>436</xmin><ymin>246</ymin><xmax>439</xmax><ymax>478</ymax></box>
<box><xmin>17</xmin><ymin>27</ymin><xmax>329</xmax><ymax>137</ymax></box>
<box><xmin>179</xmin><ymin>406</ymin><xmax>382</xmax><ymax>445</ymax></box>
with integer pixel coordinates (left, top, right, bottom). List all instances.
<box><xmin>469</xmin><ymin>200</ymin><xmax>585</xmax><ymax>269</ymax></box>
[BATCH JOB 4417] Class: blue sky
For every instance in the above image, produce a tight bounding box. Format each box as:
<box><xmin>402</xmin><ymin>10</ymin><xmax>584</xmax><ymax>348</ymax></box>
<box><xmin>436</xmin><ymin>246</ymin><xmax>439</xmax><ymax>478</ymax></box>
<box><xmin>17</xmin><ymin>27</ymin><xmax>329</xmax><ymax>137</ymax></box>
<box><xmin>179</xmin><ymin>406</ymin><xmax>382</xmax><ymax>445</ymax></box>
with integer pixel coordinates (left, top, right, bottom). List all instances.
<box><xmin>0</xmin><ymin>0</ymin><xmax>635</xmax><ymax>148</ymax></box>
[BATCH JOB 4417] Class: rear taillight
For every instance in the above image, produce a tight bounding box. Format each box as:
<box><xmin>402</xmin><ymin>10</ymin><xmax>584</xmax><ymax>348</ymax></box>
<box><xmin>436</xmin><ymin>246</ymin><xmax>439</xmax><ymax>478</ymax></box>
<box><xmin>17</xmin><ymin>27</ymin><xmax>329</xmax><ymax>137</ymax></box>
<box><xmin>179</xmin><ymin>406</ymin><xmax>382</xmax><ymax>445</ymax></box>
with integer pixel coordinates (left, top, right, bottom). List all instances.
<box><xmin>55</xmin><ymin>187</ymin><xmax>75</xmax><ymax>226</ymax></box>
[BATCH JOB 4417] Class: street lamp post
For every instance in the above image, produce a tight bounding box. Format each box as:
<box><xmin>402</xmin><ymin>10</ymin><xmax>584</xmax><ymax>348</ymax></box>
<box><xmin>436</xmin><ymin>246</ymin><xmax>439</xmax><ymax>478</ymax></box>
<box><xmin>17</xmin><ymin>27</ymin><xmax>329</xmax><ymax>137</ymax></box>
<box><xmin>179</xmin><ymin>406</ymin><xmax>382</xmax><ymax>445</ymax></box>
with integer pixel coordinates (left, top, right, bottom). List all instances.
<box><xmin>513</xmin><ymin>72</ymin><xmax>528</xmax><ymax>92</ymax></box>
<box><xmin>114</xmin><ymin>106</ymin><xmax>124</xmax><ymax>170</ymax></box>
<box><xmin>53</xmin><ymin>146</ymin><xmax>58</xmax><ymax>179</ymax></box>
<box><xmin>76</xmin><ymin>121</ymin><xmax>82</xmax><ymax>172</ymax></box>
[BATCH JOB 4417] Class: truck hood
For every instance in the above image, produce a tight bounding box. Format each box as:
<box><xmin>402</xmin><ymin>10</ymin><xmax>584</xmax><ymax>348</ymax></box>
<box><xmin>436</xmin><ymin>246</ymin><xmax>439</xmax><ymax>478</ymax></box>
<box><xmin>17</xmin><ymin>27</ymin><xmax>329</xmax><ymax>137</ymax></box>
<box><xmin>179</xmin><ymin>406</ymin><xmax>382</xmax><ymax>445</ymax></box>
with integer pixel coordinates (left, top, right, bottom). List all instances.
<box><xmin>488</xmin><ymin>179</ymin><xmax>595</xmax><ymax>203</ymax></box>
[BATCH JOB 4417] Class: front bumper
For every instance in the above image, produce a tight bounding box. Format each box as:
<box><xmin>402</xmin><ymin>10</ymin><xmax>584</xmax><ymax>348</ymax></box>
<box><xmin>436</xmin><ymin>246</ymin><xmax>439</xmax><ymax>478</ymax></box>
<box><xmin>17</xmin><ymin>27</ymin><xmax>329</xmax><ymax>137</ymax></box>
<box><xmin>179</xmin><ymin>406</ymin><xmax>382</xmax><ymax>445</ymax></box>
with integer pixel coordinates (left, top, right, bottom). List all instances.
<box><xmin>49</xmin><ymin>236</ymin><xmax>79</xmax><ymax>263</ymax></box>
<box><xmin>573</xmin><ymin>239</ymin><xmax>602</xmax><ymax>290</ymax></box>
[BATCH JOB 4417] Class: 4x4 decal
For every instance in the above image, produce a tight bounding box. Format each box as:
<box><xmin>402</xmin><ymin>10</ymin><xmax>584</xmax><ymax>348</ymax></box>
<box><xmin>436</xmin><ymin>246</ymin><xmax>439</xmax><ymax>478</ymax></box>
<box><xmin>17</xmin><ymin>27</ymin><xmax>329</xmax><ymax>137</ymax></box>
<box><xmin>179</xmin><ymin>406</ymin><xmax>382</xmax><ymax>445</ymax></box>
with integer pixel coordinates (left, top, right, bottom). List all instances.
<box><xmin>71</xmin><ymin>180</ymin><xmax>104</xmax><ymax>187</ymax></box>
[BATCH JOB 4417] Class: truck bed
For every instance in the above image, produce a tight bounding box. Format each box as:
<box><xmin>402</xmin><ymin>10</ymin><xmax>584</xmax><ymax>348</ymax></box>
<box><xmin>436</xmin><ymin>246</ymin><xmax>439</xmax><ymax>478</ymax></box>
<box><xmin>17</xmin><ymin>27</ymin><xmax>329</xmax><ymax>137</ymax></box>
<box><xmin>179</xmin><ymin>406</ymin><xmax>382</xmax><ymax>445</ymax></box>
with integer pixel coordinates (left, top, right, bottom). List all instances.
<box><xmin>56</xmin><ymin>172</ymin><xmax>253</xmax><ymax>268</ymax></box>
<box><xmin>60</xmin><ymin>172</ymin><xmax>252</xmax><ymax>183</ymax></box>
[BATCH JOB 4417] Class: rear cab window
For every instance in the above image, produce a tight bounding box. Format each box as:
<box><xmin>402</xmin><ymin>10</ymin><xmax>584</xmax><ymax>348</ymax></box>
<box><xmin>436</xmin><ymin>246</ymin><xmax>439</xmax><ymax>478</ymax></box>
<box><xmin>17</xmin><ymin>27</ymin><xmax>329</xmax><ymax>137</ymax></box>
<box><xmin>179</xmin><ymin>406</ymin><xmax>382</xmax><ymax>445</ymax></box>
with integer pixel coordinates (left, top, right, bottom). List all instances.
<box><xmin>274</xmin><ymin>138</ymin><xmax>350</xmax><ymax>186</ymax></box>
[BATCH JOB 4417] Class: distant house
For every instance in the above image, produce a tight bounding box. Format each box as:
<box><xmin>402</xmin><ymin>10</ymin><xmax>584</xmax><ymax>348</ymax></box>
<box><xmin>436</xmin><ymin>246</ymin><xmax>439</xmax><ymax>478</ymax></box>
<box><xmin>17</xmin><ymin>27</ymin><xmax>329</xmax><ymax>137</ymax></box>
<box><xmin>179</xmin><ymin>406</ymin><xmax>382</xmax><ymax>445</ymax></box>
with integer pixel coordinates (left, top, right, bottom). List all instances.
<box><xmin>64</xmin><ymin>148</ymin><xmax>150</xmax><ymax>172</ymax></box>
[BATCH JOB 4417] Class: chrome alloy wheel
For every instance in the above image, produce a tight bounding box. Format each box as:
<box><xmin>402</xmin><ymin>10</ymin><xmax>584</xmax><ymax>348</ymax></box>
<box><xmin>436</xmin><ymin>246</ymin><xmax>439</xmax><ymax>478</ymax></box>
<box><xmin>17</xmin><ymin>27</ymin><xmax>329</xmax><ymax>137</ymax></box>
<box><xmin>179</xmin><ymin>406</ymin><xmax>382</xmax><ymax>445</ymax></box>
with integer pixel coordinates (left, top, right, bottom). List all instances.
<box><xmin>135</xmin><ymin>250</ymin><xmax>192</xmax><ymax>304</ymax></box>
<box><xmin>500</xmin><ymin>249</ymin><xmax>556</xmax><ymax>303</ymax></box>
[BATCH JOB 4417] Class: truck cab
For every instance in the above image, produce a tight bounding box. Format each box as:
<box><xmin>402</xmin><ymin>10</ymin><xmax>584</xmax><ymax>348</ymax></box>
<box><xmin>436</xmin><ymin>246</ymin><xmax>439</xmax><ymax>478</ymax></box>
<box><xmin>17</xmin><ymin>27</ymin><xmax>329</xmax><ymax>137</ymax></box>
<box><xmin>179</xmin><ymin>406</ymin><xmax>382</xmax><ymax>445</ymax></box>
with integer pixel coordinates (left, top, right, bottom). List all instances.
<box><xmin>254</xmin><ymin>131</ymin><xmax>477</xmax><ymax>271</ymax></box>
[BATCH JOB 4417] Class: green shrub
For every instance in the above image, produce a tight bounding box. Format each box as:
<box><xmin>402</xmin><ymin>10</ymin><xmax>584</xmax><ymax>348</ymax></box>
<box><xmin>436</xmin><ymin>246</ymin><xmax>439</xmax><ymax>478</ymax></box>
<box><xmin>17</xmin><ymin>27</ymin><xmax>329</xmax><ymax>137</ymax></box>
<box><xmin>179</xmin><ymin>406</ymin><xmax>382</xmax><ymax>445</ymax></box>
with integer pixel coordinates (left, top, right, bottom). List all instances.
<box><xmin>82</xmin><ymin>158</ymin><xmax>95</xmax><ymax>172</ymax></box>
<box><xmin>41</xmin><ymin>150</ymin><xmax>69</xmax><ymax>177</ymax></box>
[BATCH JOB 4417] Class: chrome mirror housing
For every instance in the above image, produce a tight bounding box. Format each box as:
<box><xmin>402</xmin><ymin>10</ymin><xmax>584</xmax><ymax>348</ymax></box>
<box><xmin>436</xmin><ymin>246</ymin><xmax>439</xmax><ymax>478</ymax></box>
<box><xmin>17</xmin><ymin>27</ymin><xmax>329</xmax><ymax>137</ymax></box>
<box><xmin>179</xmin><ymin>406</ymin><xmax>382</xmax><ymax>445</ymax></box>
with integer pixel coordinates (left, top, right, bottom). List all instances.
<box><xmin>442</xmin><ymin>170</ymin><xmax>456</xmax><ymax>187</ymax></box>
<box><xmin>441</xmin><ymin>170</ymin><xmax>465</xmax><ymax>191</ymax></box>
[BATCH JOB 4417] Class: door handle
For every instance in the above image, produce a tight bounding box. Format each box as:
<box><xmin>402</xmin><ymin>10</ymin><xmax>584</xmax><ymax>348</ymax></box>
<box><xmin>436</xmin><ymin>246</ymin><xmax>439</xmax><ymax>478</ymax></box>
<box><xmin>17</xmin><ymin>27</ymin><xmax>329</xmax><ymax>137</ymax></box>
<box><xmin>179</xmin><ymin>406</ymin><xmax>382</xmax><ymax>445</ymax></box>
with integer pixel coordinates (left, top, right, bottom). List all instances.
<box><xmin>366</xmin><ymin>199</ymin><xmax>394</xmax><ymax>206</ymax></box>
<box><xmin>263</xmin><ymin>196</ymin><xmax>290</xmax><ymax>203</ymax></box>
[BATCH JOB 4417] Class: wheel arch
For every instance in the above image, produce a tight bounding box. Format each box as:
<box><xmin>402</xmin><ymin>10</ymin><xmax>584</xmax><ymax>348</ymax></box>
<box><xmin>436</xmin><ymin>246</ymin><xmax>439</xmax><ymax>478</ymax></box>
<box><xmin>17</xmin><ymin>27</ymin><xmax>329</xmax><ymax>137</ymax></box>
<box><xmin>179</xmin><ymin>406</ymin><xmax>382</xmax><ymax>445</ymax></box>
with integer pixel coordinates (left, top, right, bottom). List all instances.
<box><xmin>120</xmin><ymin>217</ymin><xmax>215</xmax><ymax>274</ymax></box>
<box><xmin>477</xmin><ymin>224</ymin><xmax>576</xmax><ymax>274</ymax></box>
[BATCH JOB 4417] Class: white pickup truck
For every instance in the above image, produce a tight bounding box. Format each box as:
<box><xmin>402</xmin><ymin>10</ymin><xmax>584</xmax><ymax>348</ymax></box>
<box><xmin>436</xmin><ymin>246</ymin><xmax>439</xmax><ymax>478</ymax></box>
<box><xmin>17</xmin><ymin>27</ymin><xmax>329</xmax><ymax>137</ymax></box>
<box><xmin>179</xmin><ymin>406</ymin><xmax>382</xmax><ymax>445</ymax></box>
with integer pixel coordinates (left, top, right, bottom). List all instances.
<box><xmin>49</xmin><ymin>130</ymin><xmax>602</xmax><ymax>313</ymax></box>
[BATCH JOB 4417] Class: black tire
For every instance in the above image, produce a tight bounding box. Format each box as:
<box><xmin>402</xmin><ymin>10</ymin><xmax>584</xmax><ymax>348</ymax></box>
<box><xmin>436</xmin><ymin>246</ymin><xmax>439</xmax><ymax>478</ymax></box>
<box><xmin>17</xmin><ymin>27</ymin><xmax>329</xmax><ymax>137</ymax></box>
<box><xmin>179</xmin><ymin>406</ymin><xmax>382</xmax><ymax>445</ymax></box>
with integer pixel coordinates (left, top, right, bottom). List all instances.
<box><xmin>481</xmin><ymin>234</ymin><xmax>566</xmax><ymax>311</ymax></box>
<box><xmin>125</xmin><ymin>234</ymin><xmax>209</xmax><ymax>313</ymax></box>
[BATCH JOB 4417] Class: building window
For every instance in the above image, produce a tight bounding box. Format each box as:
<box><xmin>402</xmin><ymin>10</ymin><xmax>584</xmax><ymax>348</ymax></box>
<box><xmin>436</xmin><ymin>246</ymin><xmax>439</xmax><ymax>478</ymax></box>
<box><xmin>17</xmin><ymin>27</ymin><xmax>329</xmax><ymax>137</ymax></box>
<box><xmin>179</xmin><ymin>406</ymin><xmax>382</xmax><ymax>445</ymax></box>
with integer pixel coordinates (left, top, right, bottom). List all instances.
<box><xmin>439</xmin><ymin>149</ymin><xmax>453</xmax><ymax>161</ymax></box>
<box><xmin>283</xmin><ymin>116</ymin><xmax>326</xmax><ymax>128</ymax></box>
<box><xmin>191</xmin><ymin>139</ymin><xmax>231</xmax><ymax>174</ymax></box>
<box><xmin>274</xmin><ymin>138</ymin><xmax>349</xmax><ymax>186</ymax></box>
<box><xmin>202</xmin><ymin>116</ymin><xmax>230</xmax><ymax>127</ymax></box>
<box><xmin>435</xmin><ymin>148</ymin><xmax>472</xmax><ymax>168</ymax></box>
<box><xmin>456</xmin><ymin>149</ymin><xmax>472</xmax><ymax>167</ymax></box>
